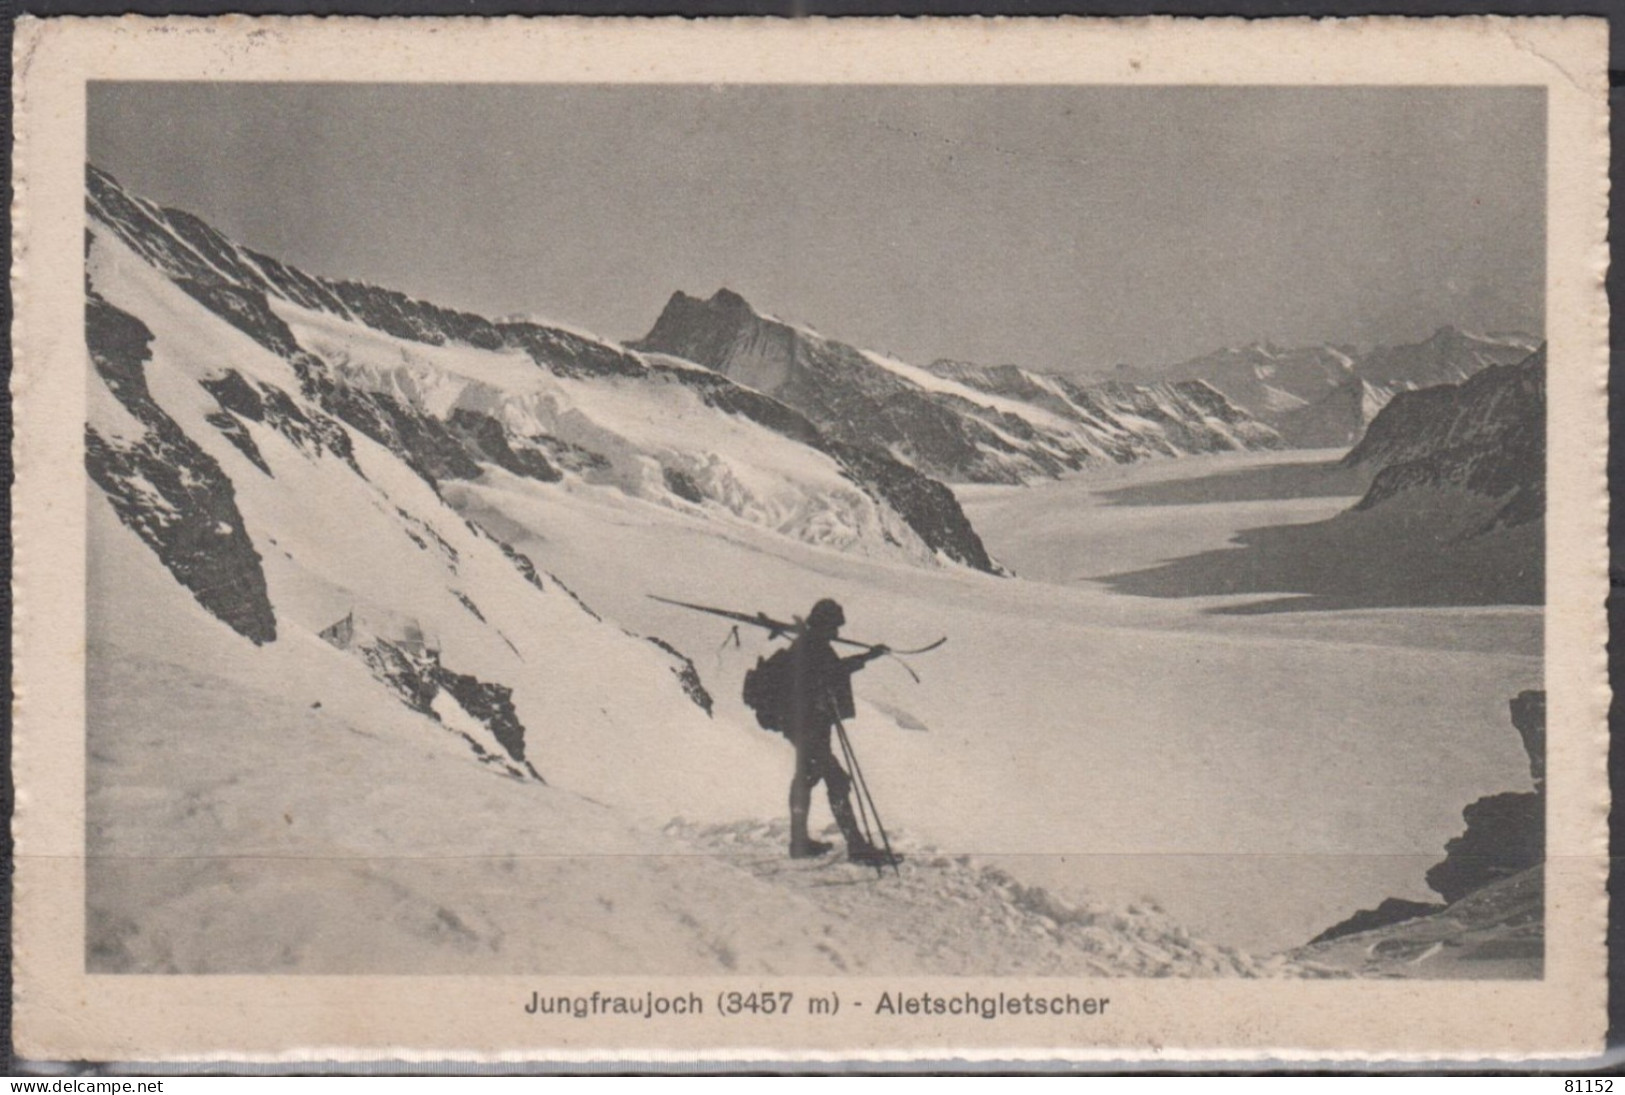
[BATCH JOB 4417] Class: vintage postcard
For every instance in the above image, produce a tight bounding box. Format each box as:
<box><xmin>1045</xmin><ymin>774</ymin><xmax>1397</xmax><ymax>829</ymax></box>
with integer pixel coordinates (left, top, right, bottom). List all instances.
<box><xmin>9</xmin><ymin>15</ymin><xmax>1610</xmax><ymax>1066</ymax></box>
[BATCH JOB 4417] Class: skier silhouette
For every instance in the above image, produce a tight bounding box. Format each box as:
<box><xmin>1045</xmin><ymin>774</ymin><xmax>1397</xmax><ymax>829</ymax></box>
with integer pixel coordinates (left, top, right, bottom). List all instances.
<box><xmin>782</xmin><ymin>598</ymin><xmax>894</xmax><ymax>864</ymax></box>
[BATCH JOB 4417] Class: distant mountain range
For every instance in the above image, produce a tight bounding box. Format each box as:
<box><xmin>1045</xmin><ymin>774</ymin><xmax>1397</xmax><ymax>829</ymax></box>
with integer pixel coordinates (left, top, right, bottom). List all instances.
<box><xmin>634</xmin><ymin>289</ymin><xmax>1280</xmax><ymax>485</ymax></box>
<box><xmin>1103</xmin><ymin>327</ymin><xmax>1540</xmax><ymax>449</ymax></box>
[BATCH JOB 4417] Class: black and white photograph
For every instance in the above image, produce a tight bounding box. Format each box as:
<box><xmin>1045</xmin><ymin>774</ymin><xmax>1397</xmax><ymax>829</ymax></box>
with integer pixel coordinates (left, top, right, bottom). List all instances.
<box><xmin>9</xmin><ymin>15</ymin><xmax>1610</xmax><ymax>1062</ymax></box>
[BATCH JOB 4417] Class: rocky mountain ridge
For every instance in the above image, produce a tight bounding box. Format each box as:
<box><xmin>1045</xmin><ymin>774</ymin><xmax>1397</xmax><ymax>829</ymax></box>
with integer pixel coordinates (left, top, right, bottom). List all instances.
<box><xmin>634</xmin><ymin>288</ymin><xmax>1280</xmax><ymax>485</ymax></box>
<box><xmin>88</xmin><ymin>165</ymin><xmax>996</xmax><ymax>573</ymax></box>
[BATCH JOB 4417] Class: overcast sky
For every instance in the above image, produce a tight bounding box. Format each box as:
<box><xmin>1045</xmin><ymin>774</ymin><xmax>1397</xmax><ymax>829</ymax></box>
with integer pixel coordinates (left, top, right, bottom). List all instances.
<box><xmin>89</xmin><ymin>83</ymin><xmax>1544</xmax><ymax>372</ymax></box>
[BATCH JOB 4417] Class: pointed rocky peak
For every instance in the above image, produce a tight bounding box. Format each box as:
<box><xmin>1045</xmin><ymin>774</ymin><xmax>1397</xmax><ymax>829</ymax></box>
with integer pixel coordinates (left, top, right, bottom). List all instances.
<box><xmin>630</xmin><ymin>286</ymin><xmax>802</xmax><ymax>393</ymax></box>
<box><xmin>643</xmin><ymin>286</ymin><xmax>762</xmax><ymax>334</ymax></box>
<box><xmin>636</xmin><ymin>286</ymin><xmax>768</xmax><ymax>350</ymax></box>
<box><xmin>648</xmin><ymin>289</ymin><xmax>704</xmax><ymax>321</ymax></box>
<box><xmin>705</xmin><ymin>286</ymin><xmax>758</xmax><ymax>315</ymax></box>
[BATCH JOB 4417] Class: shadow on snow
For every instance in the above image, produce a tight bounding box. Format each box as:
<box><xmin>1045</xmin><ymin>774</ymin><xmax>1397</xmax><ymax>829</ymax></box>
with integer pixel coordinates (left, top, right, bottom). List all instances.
<box><xmin>1093</xmin><ymin>497</ymin><xmax>1543</xmax><ymax>615</ymax></box>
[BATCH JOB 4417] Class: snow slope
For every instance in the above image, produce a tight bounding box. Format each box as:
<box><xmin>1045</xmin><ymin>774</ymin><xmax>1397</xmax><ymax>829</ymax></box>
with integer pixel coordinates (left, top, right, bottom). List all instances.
<box><xmin>89</xmin><ymin>500</ymin><xmax>804</xmax><ymax>975</ymax></box>
<box><xmin>88</xmin><ymin>447</ymin><xmax>1307</xmax><ymax>976</ymax></box>
<box><xmin>90</xmin><ymin>225</ymin><xmax>763</xmax><ymax>796</ymax></box>
<box><xmin>465</xmin><ymin>451</ymin><xmax>1539</xmax><ymax>957</ymax></box>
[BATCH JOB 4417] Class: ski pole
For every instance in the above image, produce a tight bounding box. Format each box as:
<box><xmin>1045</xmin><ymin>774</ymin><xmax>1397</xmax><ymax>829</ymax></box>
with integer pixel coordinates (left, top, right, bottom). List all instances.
<box><xmin>833</xmin><ymin>719</ymin><xmax>876</xmax><ymax>849</ymax></box>
<box><xmin>832</xmin><ymin>722</ymin><xmax>881</xmax><ymax>877</ymax></box>
<box><xmin>846</xmin><ymin>726</ymin><xmax>900</xmax><ymax>879</ymax></box>
<box><xmin>834</xmin><ymin>718</ymin><xmax>901</xmax><ymax>878</ymax></box>
<box><xmin>824</xmin><ymin>691</ymin><xmax>877</xmax><ymax>851</ymax></box>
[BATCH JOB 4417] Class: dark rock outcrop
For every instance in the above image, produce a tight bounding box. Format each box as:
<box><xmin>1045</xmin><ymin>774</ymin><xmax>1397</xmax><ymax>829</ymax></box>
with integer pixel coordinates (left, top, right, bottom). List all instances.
<box><xmin>645</xmin><ymin>636</ymin><xmax>714</xmax><ymax>716</ymax></box>
<box><xmin>828</xmin><ymin>441</ymin><xmax>998</xmax><ymax>572</ymax></box>
<box><xmin>203</xmin><ymin>411</ymin><xmax>271</xmax><ymax>475</ymax></box>
<box><xmin>661</xmin><ymin>466</ymin><xmax>705</xmax><ymax>504</ymax></box>
<box><xmin>1425</xmin><ymin>791</ymin><xmax>1544</xmax><ymax>905</ymax></box>
<box><xmin>200</xmin><ymin>368</ymin><xmax>359</xmax><ymax>474</ymax></box>
<box><xmin>1308</xmin><ymin>897</ymin><xmax>1446</xmax><ymax>946</ymax></box>
<box><xmin>446</xmin><ymin>409</ymin><xmax>563</xmax><ymax>484</ymax></box>
<box><xmin>432</xmin><ymin>668</ymin><xmax>535</xmax><ymax>774</ymax></box>
<box><xmin>1423</xmin><ymin>688</ymin><xmax>1547</xmax><ymax>905</ymax></box>
<box><xmin>1293</xmin><ymin>866</ymin><xmax>1543</xmax><ymax>978</ymax></box>
<box><xmin>1510</xmin><ymin>689</ymin><xmax>1546</xmax><ymax>791</ymax></box>
<box><xmin>1306</xmin><ymin>690</ymin><xmax>1546</xmax><ymax>947</ymax></box>
<box><xmin>1343</xmin><ymin>347</ymin><xmax>1545</xmax><ymax>534</ymax></box>
<box><xmin>85</xmin><ymin>296</ymin><xmax>277</xmax><ymax>645</ymax></box>
<box><xmin>319</xmin><ymin>613</ymin><xmax>544</xmax><ymax>782</ymax></box>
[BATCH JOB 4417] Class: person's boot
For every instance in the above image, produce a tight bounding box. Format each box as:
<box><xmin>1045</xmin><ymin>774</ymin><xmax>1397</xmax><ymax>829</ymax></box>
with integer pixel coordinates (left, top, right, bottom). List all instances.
<box><xmin>788</xmin><ymin>807</ymin><xmax>833</xmax><ymax>859</ymax></box>
<box><xmin>830</xmin><ymin>794</ymin><xmax>901</xmax><ymax>866</ymax></box>
<box><xmin>849</xmin><ymin>843</ymin><xmax>903</xmax><ymax>868</ymax></box>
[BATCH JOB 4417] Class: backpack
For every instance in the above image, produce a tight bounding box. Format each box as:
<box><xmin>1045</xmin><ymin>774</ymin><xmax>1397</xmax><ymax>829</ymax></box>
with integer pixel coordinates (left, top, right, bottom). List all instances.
<box><xmin>742</xmin><ymin>647</ymin><xmax>794</xmax><ymax>733</ymax></box>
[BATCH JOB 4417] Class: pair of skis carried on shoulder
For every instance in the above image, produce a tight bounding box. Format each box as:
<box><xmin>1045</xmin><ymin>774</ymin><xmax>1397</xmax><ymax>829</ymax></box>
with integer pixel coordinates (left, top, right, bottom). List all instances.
<box><xmin>647</xmin><ymin>595</ymin><xmax>945</xmax><ymax>682</ymax></box>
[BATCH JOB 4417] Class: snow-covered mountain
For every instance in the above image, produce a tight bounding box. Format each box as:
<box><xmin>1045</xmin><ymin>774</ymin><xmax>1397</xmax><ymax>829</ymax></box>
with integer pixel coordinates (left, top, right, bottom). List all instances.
<box><xmin>632</xmin><ymin>289</ymin><xmax>1280</xmax><ymax>485</ymax></box>
<box><xmin>86</xmin><ymin>223</ymin><xmax>738</xmax><ymax>795</ymax></box>
<box><xmin>1343</xmin><ymin>346</ymin><xmax>1545</xmax><ymax>535</ymax></box>
<box><xmin>85</xmin><ymin>165</ymin><xmax>992</xmax><ymax>972</ymax></box>
<box><xmin>1108</xmin><ymin>328</ymin><xmax>1539</xmax><ymax>443</ymax></box>
<box><xmin>84</xmin><ymin>178</ymin><xmax>823</xmax><ymax>969</ymax></box>
<box><xmin>87</xmin><ymin>166</ymin><xmax>996</xmax><ymax>574</ymax></box>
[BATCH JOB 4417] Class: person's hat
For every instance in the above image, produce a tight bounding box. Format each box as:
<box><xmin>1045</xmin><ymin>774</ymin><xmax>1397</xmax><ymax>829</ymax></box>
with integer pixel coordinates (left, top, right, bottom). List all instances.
<box><xmin>807</xmin><ymin>598</ymin><xmax>845</xmax><ymax>631</ymax></box>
